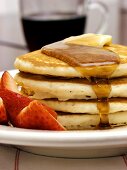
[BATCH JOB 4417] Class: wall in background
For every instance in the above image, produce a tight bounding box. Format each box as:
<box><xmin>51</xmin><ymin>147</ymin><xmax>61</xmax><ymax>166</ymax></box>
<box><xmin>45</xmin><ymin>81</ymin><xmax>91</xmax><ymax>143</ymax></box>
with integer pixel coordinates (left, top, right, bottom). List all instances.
<box><xmin>0</xmin><ymin>0</ymin><xmax>27</xmax><ymax>71</ymax></box>
<box><xmin>0</xmin><ymin>0</ymin><xmax>19</xmax><ymax>14</ymax></box>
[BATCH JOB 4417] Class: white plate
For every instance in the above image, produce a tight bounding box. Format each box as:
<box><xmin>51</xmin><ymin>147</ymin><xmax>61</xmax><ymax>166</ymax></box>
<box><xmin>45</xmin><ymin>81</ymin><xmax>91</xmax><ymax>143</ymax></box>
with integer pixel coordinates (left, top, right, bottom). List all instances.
<box><xmin>1</xmin><ymin>70</ymin><xmax>127</xmax><ymax>158</ymax></box>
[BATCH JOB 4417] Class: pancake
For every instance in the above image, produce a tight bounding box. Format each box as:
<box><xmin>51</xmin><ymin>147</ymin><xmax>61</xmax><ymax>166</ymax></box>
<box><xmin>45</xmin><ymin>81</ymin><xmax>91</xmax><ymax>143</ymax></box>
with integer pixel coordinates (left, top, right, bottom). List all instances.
<box><xmin>14</xmin><ymin>43</ymin><xmax>127</xmax><ymax>78</ymax></box>
<box><xmin>15</xmin><ymin>72</ymin><xmax>127</xmax><ymax>100</ymax></box>
<box><xmin>38</xmin><ymin>98</ymin><xmax>127</xmax><ymax>114</ymax></box>
<box><xmin>57</xmin><ymin>111</ymin><xmax>127</xmax><ymax>130</ymax></box>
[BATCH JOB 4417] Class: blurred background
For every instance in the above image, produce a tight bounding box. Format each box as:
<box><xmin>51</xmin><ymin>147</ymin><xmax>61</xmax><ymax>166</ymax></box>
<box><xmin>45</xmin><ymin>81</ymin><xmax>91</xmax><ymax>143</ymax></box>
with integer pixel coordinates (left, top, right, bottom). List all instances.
<box><xmin>0</xmin><ymin>0</ymin><xmax>126</xmax><ymax>71</ymax></box>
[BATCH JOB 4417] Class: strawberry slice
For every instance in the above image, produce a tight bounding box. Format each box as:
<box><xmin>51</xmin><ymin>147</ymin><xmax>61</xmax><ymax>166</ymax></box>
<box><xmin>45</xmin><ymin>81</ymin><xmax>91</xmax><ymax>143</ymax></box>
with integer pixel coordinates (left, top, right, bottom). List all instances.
<box><xmin>16</xmin><ymin>100</ymin><xmax>65</xmax><ymax>130</ymax></box>
<box><xmin>0</xmin><ymin>89</ymin><xmax>32</xmax><ymax>125</ymax></box>
<box><xmin>1</xmin><ymin>71</ymin><xmax>19</xmax><ymax>93</ymax></box>
<box><xmin>0</xmin><ymin>89</ymin><xmax>58</xmax><ymax>127</ymax></box>
<box><xmin>0</xmin><ymin>97</ymin><xmax>8</xmax><ymax>124</ymax></box>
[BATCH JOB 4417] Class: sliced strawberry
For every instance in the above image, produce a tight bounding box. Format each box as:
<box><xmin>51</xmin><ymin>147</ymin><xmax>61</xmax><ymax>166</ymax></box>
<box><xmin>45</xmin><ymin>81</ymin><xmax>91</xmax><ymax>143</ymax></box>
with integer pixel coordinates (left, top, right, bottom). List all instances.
<box><xmin>0</xmin><ymin>72</ymin><xmax>59</xmax><ymax>129</ymax></box>
<box><xmin>0</xmin><ymin>89</ymin><xmax>32</xmax><ymax>125</ymax></box>
<box><xmin>1</xmin><ymin>71</ymin><xmax>19</xmax><ymax>93</ymax></box>
<box><xmin>0</xmin><ymin>89</ymin><xmax>58</xmax><ymax>126</ymax></box>
<box><xmin>0</xmin><ymin>97</ymin><xmax>8</xmax><ymax>124</ymax></box>
<box><xmin>16</xmin><ymin>100</ymin><xmax>65</xmax><ymax>130</ymax></box>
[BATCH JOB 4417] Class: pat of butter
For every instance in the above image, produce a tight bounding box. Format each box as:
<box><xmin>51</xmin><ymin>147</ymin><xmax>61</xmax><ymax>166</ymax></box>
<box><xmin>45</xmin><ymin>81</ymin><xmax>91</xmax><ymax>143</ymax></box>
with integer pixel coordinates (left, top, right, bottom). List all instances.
<box><xmin>63</xmin><ymin>33</ymin><xmax>112</xmax><ymax>47</ymax></box>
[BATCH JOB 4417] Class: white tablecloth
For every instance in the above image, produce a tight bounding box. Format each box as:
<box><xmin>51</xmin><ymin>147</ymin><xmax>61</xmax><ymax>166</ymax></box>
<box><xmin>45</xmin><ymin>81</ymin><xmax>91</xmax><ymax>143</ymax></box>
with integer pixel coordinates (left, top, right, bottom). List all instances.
<box><xmin>0</xmin><ymin>145</ymin><xmax>127</xmax><ymax>170</ymax></box>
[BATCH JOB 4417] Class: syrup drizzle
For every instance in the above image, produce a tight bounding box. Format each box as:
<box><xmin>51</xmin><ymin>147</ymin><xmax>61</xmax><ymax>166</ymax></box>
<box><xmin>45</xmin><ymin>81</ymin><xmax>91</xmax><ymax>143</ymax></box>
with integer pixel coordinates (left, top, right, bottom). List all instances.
<box><xmin>91</xmin><ymin>77</ymin><xmax>111</xmax><ymax>126</ymax></box>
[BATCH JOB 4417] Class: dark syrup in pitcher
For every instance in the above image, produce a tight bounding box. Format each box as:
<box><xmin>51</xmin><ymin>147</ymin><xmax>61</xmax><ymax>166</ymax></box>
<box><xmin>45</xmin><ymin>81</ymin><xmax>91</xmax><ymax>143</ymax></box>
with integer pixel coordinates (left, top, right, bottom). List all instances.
<box><xmin>21</xmin><ymin>12</ymin><xmax>87</xmax><ymax>51</ymax></box>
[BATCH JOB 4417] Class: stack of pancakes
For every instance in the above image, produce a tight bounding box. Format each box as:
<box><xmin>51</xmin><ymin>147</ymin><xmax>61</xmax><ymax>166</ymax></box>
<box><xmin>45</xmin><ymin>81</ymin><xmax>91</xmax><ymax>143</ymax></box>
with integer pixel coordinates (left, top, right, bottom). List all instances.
<box><xmin>14</xmin><ymin>34</ymin><xmax>127</xmax><ymax>130</ymax></box>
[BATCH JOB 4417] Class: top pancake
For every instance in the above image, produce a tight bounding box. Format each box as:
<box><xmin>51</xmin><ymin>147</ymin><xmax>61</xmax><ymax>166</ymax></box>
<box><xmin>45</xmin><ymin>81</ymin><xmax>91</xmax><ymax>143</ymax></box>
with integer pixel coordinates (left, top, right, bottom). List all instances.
<box><xmin>14</xmin><ymin>41</ymin><xmax>127</xmax><ymax>78</ymax></box>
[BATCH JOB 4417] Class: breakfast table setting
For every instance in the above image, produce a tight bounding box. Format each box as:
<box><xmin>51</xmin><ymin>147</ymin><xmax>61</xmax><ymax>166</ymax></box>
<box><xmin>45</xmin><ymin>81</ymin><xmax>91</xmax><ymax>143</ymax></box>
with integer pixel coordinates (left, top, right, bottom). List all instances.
<box><xmin>1</xmin><ymin>0</ymin><xmax>127</xmax><ymax>169</ymax></box>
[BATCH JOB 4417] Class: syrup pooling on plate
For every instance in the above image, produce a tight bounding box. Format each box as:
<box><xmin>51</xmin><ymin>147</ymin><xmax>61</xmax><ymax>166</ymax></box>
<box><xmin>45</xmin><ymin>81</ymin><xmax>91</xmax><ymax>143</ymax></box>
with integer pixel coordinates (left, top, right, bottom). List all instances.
<box><xmin>41</xmin><ymin>41</ymin><xmax>120</xmax><ymax>127</ymax></box>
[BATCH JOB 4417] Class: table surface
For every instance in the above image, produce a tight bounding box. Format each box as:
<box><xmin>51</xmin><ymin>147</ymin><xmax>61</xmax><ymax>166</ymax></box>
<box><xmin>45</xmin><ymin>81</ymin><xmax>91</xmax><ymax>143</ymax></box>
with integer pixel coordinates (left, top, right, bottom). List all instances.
<box><xmin>0</xmin><ymin>144</ymin><xmax>127</xmax><ymax>170</ymax></box>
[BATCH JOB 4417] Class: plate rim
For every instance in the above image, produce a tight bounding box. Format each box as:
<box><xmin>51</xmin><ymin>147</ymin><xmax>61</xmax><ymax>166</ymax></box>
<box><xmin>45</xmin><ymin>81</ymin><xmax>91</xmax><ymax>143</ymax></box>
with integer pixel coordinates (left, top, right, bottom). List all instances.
<box><xmin>1</xmin><ymin>124</ymin><xmax>127</xmax><ymax>148</ymax></box>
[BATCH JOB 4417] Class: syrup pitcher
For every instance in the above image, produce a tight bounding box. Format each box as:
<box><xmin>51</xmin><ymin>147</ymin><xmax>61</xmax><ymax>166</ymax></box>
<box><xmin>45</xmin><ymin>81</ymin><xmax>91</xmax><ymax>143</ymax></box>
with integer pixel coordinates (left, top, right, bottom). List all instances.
<box><xmin>20</xmin><ymin>0</ymin><xmax>108</xmax><ymax>51</ymax></box>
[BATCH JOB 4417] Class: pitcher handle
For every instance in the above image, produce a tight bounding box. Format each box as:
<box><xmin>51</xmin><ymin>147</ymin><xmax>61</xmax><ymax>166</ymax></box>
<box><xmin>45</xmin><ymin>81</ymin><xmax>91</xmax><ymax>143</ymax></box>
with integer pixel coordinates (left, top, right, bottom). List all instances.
<box><xmin>87</xmin><ymin>1</ymin><xmax>109</xmax><ymax>34</ymax></box>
